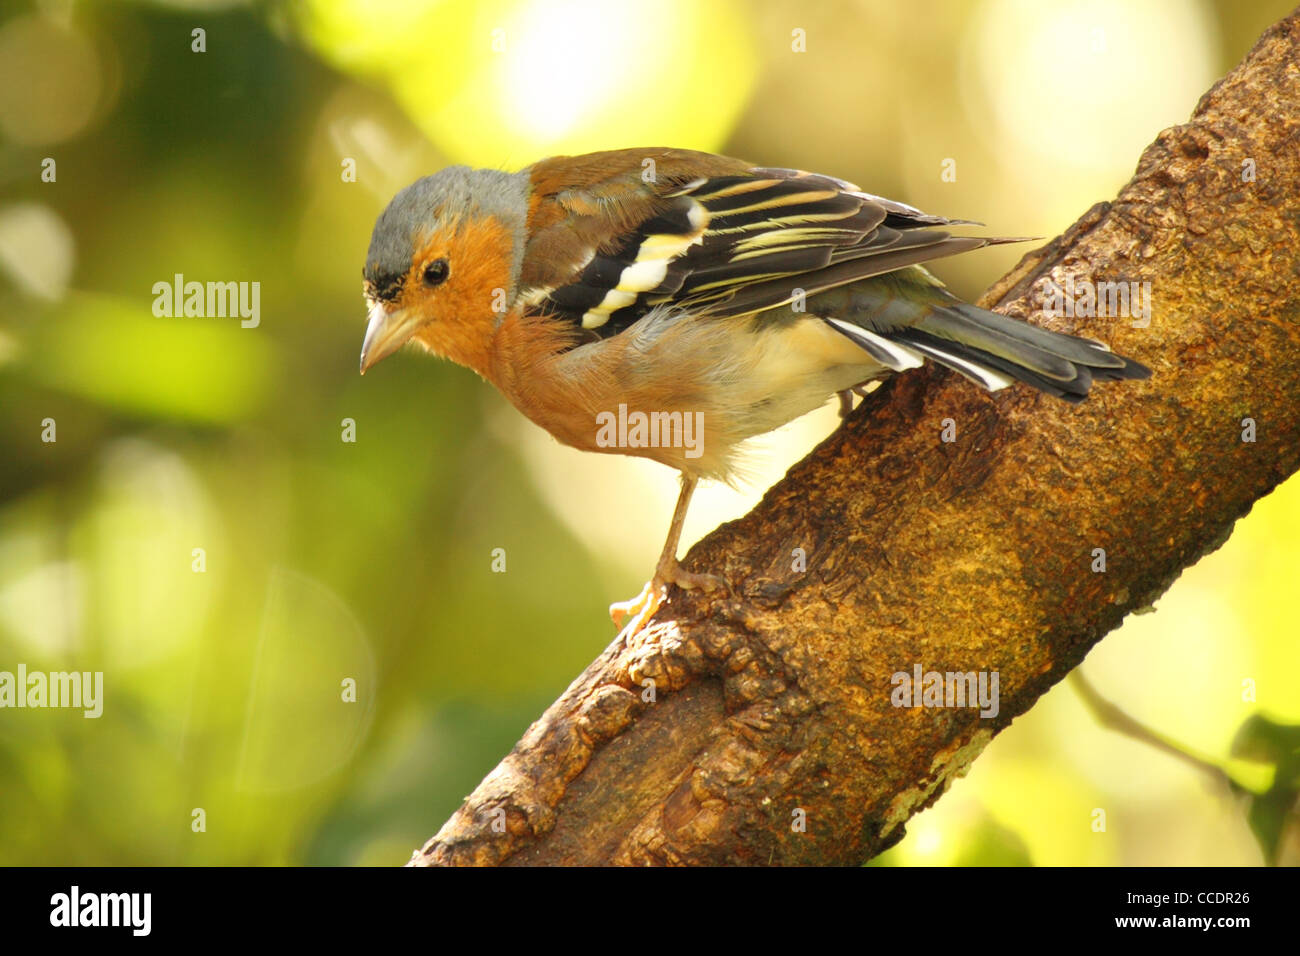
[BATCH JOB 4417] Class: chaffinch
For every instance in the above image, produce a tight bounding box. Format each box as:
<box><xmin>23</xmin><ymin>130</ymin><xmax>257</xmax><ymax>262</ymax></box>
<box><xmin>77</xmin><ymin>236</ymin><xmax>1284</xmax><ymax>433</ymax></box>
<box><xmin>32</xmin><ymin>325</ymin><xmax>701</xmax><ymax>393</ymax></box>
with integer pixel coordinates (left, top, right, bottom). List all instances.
<box><xmin>359</xmin><ymin>147</ymin><xmax>1150</xmax><ymax>636</ymax></box>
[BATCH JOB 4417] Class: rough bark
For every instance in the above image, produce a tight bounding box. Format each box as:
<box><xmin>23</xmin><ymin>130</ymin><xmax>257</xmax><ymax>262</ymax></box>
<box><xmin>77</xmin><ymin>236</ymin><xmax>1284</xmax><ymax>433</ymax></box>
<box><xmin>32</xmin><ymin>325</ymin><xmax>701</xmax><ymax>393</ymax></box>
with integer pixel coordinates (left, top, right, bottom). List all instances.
<box><xmin>409</xmin><ymin>11</ymin><xmax>1300</xmax><ymax>866</ymax></box>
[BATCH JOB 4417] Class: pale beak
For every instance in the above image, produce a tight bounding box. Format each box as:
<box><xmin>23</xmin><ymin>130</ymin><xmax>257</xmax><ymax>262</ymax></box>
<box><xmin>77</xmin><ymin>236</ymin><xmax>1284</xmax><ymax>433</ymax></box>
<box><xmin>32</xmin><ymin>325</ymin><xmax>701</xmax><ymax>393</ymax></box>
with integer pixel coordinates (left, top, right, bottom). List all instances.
<box><xmin>359</xmin><ymin>299</ymin><xmax>422</xmax><ymax>374</ymax></box>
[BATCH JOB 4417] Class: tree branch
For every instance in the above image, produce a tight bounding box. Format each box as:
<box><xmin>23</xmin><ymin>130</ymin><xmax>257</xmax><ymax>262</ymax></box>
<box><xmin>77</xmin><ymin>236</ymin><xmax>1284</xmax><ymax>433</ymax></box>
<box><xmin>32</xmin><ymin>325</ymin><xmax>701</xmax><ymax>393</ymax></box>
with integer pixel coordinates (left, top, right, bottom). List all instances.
<box><xmin>409</xmin><ymin>10</ymin><xmax>1300</xmax><ymax>866</ymax></box>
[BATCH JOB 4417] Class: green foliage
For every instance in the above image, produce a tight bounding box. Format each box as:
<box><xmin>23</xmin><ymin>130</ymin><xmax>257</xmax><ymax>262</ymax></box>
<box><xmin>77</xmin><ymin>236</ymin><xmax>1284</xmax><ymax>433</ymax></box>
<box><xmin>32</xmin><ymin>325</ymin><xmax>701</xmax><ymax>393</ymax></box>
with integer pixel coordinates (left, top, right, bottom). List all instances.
<box><xmin>1231</xmin><ymin>715</ymin><xmax>1300</xmax><ymax>865</ymax></box>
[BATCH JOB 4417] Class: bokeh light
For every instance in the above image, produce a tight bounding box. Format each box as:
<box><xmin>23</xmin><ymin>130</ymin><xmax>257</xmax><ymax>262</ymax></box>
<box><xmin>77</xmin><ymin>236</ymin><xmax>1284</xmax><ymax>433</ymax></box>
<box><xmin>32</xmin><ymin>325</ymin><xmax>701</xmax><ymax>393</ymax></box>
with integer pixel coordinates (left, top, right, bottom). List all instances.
<box><xmin>0</xmin><ymin>15</ymin><xmax>104</xmax><ymax>146</ymax></box>
<box><xmin>300</xmin><ymin>0</ymin><xmax>758</xmax><ymax>165</ymax></box>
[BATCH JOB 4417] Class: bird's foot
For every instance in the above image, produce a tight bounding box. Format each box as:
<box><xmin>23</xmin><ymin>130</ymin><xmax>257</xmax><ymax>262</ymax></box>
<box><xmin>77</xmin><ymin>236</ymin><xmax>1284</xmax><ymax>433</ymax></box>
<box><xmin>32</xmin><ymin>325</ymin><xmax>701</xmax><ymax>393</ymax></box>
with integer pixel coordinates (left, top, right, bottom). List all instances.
<box><xmin>609</xmin><ymin>561</ymin><xmax>725</xmax><ymax>641</ymax></box>
<box><xmin>838</xmin><ymin>384</ymin><xmax>877</xmax><ymax>418</ymax></box>
<box><xmin>663</xmin><ymin>564</ymin><xmax>725</xmax><ymax>595</ymax></box>
<box><xmin>609</xmin><ymin>580</ymin><xmax>666</xmax><ymax>641</ymax></box>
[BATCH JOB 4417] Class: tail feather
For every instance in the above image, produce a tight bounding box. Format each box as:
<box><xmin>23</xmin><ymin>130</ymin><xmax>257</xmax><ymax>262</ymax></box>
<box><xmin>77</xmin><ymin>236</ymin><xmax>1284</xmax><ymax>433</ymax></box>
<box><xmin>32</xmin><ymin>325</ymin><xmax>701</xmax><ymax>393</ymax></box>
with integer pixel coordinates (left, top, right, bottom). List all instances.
<box><xmin>897</xmin><ymin>328</ymin><xmax>1096</xmax><ymax>402</ymax></box>
<box><xmin>913</xmin><ymin>309</ymin><xmax>1082</xmax><ymax>383</ymax></box>
<box><xmin>892</xmin><ymin>300</ymin><xmax>1150</xmax><ymax>403</ymax></box>
<box><xmin>815</xmin><ymin>272</ymin><xmax>1151</xmax><ymax>402</ymax></box>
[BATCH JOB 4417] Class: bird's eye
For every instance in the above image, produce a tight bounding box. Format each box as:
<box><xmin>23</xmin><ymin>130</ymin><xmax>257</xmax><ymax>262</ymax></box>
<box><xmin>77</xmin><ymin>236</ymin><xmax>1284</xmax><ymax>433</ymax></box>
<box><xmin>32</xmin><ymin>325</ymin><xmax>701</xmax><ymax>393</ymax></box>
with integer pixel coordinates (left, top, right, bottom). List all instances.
<box><xmin>422</xmin><ymin>258</ymin><xmax>450</xmax><ymax>287</ymax></box>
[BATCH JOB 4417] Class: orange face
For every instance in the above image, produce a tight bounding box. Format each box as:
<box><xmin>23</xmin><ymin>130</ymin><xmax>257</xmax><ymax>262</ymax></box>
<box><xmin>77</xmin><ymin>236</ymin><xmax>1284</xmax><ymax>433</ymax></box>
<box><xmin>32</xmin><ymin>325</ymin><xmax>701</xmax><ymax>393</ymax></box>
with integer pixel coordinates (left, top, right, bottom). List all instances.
<box><xmin>360</xmin><ymin>216</ymin><xmax>516</xmax><ymax>379</ymax></box>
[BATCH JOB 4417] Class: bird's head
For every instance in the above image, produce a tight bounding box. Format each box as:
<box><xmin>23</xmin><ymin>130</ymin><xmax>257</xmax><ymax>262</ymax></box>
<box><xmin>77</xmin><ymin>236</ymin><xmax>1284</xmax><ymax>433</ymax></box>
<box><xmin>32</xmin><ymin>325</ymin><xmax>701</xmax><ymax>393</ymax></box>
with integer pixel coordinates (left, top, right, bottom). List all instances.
<box><xmin>360</xmin><ymin>166</ymin><xmax>530</xmax><ymax>375</ymax></box>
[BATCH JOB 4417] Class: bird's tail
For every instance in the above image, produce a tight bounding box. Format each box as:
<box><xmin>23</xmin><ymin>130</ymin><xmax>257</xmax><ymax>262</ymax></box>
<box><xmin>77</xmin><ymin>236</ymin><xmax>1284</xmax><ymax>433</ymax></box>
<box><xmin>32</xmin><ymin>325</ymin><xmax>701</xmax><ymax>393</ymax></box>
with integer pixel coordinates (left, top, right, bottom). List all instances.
<box><xmin>894</xmin><ymin>299</ymin><xmax>1151</xmax><ymax>402</ymax></box>
<box><xmin>821</xmin><ymin>273</ymin><xmax>1151</xmax><ymax>402</ymax></box>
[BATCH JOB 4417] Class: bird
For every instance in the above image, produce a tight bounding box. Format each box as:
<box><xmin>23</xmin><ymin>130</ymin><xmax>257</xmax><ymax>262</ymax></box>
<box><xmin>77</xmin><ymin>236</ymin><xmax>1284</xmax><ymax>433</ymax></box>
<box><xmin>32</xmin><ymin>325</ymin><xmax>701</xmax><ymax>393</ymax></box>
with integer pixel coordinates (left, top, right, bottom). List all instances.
<box><xmin>358</xmin><ymin>147</ymin><xmax>1150</xmax><ymax>638</ymax></box>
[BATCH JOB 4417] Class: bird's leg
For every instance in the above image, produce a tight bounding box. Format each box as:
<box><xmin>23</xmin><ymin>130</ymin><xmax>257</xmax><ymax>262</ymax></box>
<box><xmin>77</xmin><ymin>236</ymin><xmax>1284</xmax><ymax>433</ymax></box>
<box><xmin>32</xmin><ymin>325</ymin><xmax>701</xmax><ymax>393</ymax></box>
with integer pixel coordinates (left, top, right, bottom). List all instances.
<box><xmin>609</xmin><ymin>475</ymin><xmax>723</xmax><ymax>636</ymax></box>
<box><xmin>838</xmin><ymin>383</ymin><xmax>878</xmax><ymax>418</ymax></box>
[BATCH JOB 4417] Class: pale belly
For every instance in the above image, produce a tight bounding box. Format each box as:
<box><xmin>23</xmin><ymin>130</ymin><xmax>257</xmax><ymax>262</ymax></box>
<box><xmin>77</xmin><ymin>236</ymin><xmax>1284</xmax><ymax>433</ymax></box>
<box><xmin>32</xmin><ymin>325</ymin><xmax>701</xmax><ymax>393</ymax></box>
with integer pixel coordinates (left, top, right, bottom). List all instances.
<box><xmin>718</xmin><ymin>315</ymin><xmax>884</xmax><ymax>439</ymax></box>
<box><xmin>570</xmin><ymin>309</ymin><xmax>886</xmax><ymax>480</ymax></box>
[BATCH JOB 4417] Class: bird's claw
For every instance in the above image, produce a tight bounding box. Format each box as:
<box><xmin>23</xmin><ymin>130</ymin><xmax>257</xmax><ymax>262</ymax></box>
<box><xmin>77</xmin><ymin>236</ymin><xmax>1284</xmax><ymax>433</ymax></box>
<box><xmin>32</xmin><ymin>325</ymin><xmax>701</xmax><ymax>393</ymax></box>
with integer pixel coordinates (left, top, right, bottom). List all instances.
<box><xmin>610</xmin><ymin>580</ymin><xmax>667</xmax><ymax>643</ymax></box>
<box><xmin>609</xmin><ymin>566</ymin><xmax>725</xmax><ymax>642</ymax></box>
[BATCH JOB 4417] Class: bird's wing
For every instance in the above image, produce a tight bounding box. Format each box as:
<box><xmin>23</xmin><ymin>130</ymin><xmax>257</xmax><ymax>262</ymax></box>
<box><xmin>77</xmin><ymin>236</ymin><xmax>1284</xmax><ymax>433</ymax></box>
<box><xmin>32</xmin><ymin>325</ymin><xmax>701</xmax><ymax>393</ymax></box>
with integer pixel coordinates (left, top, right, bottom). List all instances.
<box><xmin>518</xmin><ymin>149</ymin><xmax>1013</xmax><ymax>339</ymax></box>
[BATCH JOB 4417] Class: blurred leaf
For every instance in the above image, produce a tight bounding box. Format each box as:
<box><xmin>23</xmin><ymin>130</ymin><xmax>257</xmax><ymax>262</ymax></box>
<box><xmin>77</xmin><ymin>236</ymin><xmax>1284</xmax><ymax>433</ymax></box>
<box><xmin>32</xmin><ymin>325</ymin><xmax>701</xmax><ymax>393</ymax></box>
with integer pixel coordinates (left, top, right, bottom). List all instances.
<box><xmin>952</xmin><ymin>818</ymin><xmax>1035</xmax><ymax>867</ymax></box>
<box><xmin>1230</xmin><ymin>714</ymin><xmax>1300</xmax><ymax>865</ymax></box>
<box><xmin>25</xmin><ymin>294</ymin><xmax>276</xmax><ymax>424</ymax></box>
